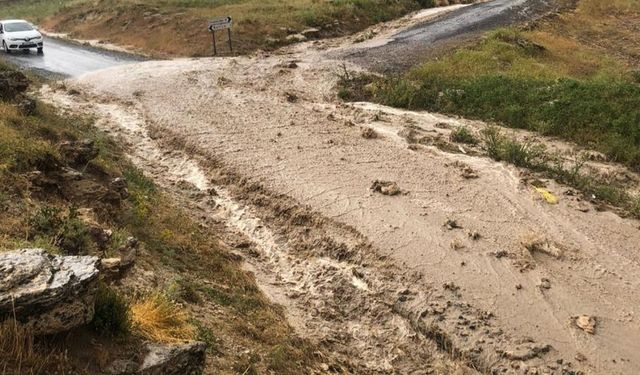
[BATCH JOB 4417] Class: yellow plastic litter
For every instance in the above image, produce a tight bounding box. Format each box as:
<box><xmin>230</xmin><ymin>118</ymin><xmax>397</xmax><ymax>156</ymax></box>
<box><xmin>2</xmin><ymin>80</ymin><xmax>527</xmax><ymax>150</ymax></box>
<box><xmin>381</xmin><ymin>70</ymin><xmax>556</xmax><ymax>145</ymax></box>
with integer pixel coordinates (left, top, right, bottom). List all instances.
<box><xmin>535</xmin><ymin>187</ymin><xmax>558</xmax><ymax>205</ymax></box>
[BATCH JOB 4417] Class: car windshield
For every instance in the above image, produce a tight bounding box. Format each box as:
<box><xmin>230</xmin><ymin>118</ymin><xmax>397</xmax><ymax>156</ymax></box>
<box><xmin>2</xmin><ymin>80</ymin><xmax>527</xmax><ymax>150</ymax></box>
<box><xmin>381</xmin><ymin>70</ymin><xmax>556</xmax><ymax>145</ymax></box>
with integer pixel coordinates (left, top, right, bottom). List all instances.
<box><xmin>4</xmin><ymin>22</ymin><xmax>34</xmax><ymax>32</ymax></box>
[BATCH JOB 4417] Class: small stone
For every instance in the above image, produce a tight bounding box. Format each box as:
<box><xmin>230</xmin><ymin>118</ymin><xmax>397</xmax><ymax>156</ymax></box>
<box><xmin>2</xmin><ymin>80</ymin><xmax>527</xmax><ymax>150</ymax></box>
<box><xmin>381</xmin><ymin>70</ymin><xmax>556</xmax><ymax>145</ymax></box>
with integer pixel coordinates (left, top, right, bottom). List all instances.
<box><xmin>370</xmin><ymin>180</ymin><xmax>401</xmax><ymax>196</ymax></box>
<box><xmin>135</xmin><ymin>341</ymin><xmax>206</xmax><ymax>375</ymax></box>
<box><xmin>300</xmin><ymin>27</ymin><xmax>321</xmax><ymax>37</ymax></box>
<box><xmin>285</xmin><ymin>33</ymin><xmax>306</xmax><ymax>42</ymax></box>
<box><xmin>574</xmin><ymin>315</ymin><xmax>596</xmax><ymax>334</ymax></box>
<box><xmin>100</xmin><ymin>258</ymin><xmax>122</xmax><ymax>270</ymax></box>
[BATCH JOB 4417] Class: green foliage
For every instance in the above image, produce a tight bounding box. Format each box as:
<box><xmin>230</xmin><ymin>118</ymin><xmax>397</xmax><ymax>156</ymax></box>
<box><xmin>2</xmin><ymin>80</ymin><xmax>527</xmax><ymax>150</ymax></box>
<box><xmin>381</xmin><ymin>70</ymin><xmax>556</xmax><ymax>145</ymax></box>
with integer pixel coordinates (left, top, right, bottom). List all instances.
<box><xmin>476</xmin><ymin>127</ymin><xmax>639</xmax><ymax>216</ymax></box>
<box><xmin>91</xmin><ymin>284</ymin><xmax>131</xmax><ymax>337</ymax></box>
<box><xmin>376</xmin><ymin>74</ymin><xmax>640</xmax><ymax>170</ymax></box>
<box><xmin>480</xmin><ymin>126</ymin><xmax>546</xmax><ymax>168</ymax></box>
<box><xmin>28</xmin><ymin>206</ymin><xmax>93</xmax><ymax>255</ymax></box>
<box><xmin>449</xmin><ymin>127</ymin><xmax>478</xmax><ymax>145</ymax></box>
<box><xmin>193</xmin><ymin>320</ymin><xmax>221</xmax><ymax>354</ymax></box>
<box><xmin>336</xmin><ymin>65</ymin><xmax>376</xmax><ymax>102</ymax></box>
<box><xmin>165</xmin><ymin>278</ymin><xmax>203</xmax><ymax>305</ymax></box>
<box><xmin>122</xmin><ymin>167</ymin><xmax>156</xmax><ymax>226</ymax></box>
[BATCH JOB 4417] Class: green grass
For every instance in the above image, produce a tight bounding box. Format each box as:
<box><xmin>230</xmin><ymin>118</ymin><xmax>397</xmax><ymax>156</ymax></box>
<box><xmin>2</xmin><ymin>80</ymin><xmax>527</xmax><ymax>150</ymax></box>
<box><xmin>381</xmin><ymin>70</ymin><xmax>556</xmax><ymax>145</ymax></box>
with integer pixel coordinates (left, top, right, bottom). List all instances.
<box><xmin>478</xmin><ymin>126</ymin><xmax>640</xmax><ymax>217</ymax></box>
<box><xmin>368</xmin><ymin>25</ymin><xmax>640</xmax><ymax>171</ymax></box>
<box><xmin>0</xmin><ymin>0</ymin><xmax>79</xmax><ymax>22</ymax></box>
<box><xmin>449</xmin><ymin>126</ymin><xmax>478</xmax><ymax>145</ymax></box>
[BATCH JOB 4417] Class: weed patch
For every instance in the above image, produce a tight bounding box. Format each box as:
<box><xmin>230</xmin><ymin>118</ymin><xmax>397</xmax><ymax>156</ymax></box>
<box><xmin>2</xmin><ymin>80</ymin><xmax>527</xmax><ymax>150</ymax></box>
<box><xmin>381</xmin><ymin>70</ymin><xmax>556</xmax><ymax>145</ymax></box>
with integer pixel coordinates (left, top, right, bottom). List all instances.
<box><xmin>450</xmin><ymin>127</ymin><xmax>478</xmax><ymax>145</ymax></box>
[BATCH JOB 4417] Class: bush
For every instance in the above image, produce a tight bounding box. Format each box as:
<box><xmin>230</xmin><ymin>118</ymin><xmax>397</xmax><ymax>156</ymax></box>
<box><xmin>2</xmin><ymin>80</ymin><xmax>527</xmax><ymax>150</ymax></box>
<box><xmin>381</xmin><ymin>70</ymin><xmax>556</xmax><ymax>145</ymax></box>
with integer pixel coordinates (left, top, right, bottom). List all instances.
<box><xmin>91</xmin><ymin>284</ymin><xmax>131</xmax><ymax>337</ymax></box>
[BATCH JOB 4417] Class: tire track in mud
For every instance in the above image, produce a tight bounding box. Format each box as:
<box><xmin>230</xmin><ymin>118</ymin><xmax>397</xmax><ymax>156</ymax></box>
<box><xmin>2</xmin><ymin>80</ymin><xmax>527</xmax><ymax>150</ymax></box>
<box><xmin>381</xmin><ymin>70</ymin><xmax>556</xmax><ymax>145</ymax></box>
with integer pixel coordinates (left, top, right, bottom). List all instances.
<box><xmin>42</xmin><ymin>86</ymin><xmax>586</xmax><ymax>375</ymax></box>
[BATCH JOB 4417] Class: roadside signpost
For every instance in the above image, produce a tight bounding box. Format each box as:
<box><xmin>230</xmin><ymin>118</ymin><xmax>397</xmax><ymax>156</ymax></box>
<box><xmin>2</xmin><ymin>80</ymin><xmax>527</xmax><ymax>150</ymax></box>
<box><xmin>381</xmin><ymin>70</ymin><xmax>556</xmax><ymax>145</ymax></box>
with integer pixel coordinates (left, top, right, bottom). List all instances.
<box><xmin>208</xmin><ymin>16</ymin><xmax>233</xmax><ymax>56</ymax></box>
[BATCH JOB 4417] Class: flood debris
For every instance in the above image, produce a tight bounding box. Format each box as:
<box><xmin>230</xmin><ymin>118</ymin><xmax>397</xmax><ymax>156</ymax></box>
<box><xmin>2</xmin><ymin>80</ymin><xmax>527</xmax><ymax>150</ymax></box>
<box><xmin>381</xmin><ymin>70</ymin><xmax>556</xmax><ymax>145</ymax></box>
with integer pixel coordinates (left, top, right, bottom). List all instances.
<box><xmin>361</xmin><ymin>127</ymin><xmax>378</xmax><ymax>139</ymax></box>
<box><xmin>370</xmin><ymin>180</ymin><xmax>401</xmax><ymax>196</ymax></box>
<box><xmin>535</xmin><ymin>187</ymin><xmax>559</xmax><ymax>204</ymax></box>
<box><xmin>444</xmin><ymin>219</ymin><xmax>462</xmax><ymax>230</ymax></box>
<box><xmin>521</xmin><ymin>235</ymin><xmax>564</xmax><ymax>259</ymax></box>
<box><xmin>574</xmin><ymin>315</ymin><xmax>596</xmax><ymax>334</ymax></box>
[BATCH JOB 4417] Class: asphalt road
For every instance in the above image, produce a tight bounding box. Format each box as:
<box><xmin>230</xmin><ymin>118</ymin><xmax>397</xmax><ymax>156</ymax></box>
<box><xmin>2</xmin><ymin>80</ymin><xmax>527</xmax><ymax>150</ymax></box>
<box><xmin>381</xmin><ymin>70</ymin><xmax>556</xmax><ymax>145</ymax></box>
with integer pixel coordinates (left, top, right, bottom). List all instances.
<box><xmin>344</xmin><ymin>0</ymin><xmax>555</xmax><ymax>72</ymax></box>
<box><xmin>0</xmin><ymin>36</ymin><xmax>140</xmax><ymax>77</ymax></box>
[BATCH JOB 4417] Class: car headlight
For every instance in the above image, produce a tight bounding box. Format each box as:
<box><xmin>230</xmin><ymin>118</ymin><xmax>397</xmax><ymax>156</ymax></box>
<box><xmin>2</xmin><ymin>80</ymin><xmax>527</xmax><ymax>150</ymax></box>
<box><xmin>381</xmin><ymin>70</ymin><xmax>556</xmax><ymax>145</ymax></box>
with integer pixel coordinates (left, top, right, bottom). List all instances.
<box><xmin>9</xmin><ymin>38</ymin><xmax>21</xmax><ymax>41</ymax></box>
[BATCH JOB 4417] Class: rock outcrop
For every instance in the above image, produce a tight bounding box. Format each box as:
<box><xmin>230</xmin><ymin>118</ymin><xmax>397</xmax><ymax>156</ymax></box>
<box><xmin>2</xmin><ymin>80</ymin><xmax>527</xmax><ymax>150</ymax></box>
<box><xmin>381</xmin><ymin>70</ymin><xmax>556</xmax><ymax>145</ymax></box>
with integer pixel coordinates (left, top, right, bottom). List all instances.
<box><xmin>139</xmin><ymin>342</ymin><xmax>207</xmax><ymax>375</ymax></box>
<box><xmin>107</xmin><ymin>341</ymin><xmax>207</xmax><ymax>375</ymax></box>
<box><xmin>0</xmin><ymin>249</ymin><xmax>100</xmax><ymax>335</ymax></box>
<box><xmin>58</xmin><ymin>139</ymin><xmax>100</xmax><ymax>167</ymax></box>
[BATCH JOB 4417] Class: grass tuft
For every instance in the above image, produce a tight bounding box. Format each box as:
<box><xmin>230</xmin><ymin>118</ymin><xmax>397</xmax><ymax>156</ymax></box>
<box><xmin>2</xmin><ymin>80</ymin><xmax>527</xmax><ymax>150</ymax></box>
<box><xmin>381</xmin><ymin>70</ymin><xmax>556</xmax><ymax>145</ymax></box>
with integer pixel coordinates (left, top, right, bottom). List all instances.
<box><xmin>131</xmin><ymin>294</ymin><xmax>196</xmax><ymax>344</ymax></box>
<box><xmin>0</xmin><ymin>319</ymin><xmax>72</xmax><ymax>374</ymax></box>
<box><xmin>449</xmin><ymin>127</ymin><xmax>478</xmax><ymax>145</ymax></box>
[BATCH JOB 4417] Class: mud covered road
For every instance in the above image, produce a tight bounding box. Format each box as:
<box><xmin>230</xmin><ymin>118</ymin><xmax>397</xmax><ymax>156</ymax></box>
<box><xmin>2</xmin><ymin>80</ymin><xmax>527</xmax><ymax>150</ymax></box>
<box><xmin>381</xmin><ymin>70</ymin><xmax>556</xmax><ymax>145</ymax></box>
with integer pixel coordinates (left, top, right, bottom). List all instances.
<box><xmin>343</xmin><ymin>0</ymin><xmax>556</xmax><ymax>72</ymax></box>
<box><xmin>40</xmin><ymin>3</ymin><xmax>640</xmax><ymax>375</ymax></box>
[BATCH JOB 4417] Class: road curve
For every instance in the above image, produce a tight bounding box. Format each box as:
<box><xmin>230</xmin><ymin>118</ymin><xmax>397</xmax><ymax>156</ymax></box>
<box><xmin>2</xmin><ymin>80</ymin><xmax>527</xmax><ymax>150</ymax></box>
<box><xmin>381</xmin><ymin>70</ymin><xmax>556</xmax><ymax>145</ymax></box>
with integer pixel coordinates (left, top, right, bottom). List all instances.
<box><xmin>0</xmin><ymin>36</ymin><xmax>140</xmax><ymax>77</ymax></box>
<box><xmin>344</xmin><ymin>0</ymin><xmax>555</xmax><ymax>72</ymax></box>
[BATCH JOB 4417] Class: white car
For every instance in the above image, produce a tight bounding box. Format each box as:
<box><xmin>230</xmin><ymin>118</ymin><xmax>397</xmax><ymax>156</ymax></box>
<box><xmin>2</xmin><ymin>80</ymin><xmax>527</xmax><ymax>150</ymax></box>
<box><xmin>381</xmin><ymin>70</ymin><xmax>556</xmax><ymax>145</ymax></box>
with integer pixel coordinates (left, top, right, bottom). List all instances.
<box><xmin>0</xmin><ymin>19</ymin><xmax>43</xmax><ymax>54</ymax></box>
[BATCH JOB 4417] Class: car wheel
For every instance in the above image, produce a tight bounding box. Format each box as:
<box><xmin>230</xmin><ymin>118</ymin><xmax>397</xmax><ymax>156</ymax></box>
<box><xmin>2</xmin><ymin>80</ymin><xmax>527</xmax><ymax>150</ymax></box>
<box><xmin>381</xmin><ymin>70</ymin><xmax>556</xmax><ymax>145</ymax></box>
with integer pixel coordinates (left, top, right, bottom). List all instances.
<box><xmin>2</xmin><ymin>41</ymin><xmax>10</xmax><ymax>54</ymax></box>
<box><xmin>37</xmin><ymin>47</ymin><xmax>43</xmax><ymax>54</ymax></box>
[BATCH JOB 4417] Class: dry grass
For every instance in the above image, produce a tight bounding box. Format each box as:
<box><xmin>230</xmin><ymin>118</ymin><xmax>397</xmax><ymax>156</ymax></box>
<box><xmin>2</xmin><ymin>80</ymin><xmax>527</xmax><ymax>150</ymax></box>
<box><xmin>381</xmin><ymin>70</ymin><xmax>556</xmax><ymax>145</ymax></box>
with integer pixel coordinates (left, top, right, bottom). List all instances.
<box><xmin>0</xmin><ymin>319</ymin><xmax>72</xmax><ymax>374</ymax></box>
<box><xmin>2</xmin><ymin>0</ymin><xmax>466</xmax><ymax>57</ymax></box>
<box><xmin>131</xmin><ymin>294</ymin><xmax>196</xmax><ymax>344</ymax></box>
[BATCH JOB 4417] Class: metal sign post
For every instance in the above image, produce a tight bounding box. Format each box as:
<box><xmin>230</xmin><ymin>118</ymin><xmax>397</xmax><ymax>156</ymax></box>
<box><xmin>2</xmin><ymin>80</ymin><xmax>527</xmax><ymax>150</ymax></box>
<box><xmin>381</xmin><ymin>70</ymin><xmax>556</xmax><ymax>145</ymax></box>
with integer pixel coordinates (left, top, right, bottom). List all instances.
<box><xmin>208</xmin><ymin>16</ymin><xmax>233</xmax><ymax>56</ymax></box>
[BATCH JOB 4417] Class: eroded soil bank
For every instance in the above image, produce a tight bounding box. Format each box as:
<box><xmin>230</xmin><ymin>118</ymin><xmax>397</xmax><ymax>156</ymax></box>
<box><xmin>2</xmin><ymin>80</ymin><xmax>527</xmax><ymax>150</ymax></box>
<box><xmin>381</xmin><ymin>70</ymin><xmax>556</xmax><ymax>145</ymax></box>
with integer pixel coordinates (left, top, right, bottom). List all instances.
<box><xmin>42</xmin><ymin>7</ymin><xmax>640</xmax><ymax>375</ymax></box>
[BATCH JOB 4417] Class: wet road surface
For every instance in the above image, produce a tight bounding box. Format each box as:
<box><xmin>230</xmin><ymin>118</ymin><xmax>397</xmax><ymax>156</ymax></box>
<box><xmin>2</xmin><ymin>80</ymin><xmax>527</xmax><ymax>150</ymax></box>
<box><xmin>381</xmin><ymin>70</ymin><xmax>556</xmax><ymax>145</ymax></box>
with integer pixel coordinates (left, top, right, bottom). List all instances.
<box><xmin>0</xmin><ymin>36</ymin><xmax>141</xmax><ymax>77</ymax></box>
<box><xmin>344</xmin><ymin>0</ymin><xmax>555</xmax><ymax>72</ymax></box>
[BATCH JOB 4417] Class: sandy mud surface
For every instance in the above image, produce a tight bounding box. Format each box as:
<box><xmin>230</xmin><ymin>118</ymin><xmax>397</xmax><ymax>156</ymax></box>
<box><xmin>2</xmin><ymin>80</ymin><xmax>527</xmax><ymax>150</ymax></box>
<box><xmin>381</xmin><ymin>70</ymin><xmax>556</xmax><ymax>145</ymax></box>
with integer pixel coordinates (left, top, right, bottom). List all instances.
<box><xmin>42</xmin><ymin>5</ymin><xmax>640</xmax><ymax>374</ymax></box>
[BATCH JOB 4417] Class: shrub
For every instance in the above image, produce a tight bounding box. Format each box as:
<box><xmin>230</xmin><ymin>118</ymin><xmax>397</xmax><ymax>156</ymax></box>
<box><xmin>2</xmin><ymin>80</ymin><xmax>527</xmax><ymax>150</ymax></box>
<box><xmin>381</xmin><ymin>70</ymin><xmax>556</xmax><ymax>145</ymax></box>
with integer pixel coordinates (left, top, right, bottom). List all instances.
<box><xmin>91</xmin><ymin>284</ymin><xmax>131</xmax><ymax>337</ymax></box>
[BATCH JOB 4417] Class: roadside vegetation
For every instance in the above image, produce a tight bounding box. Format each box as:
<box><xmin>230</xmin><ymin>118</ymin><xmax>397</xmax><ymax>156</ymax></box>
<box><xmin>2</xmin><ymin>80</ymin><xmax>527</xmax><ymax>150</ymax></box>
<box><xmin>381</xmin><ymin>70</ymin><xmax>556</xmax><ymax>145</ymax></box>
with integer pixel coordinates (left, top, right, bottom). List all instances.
<box><xmin>341</xmin><ymin>0</ymin><xmax>640</xmax><ymax>216</ymax></box>
<box><xmin>0</xmin><ymin>0</ymin><xmax>472</xmax><ymax>56</ymax></box>
<box><xmin>0</xmin><ymin>61</ymin><xmax>319</xmax><ymax>374</ymax></box>
<box><xmin>478</xmin><ymin>126</ymin><xmax>640</xmax><ymax>217</ymax></box>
